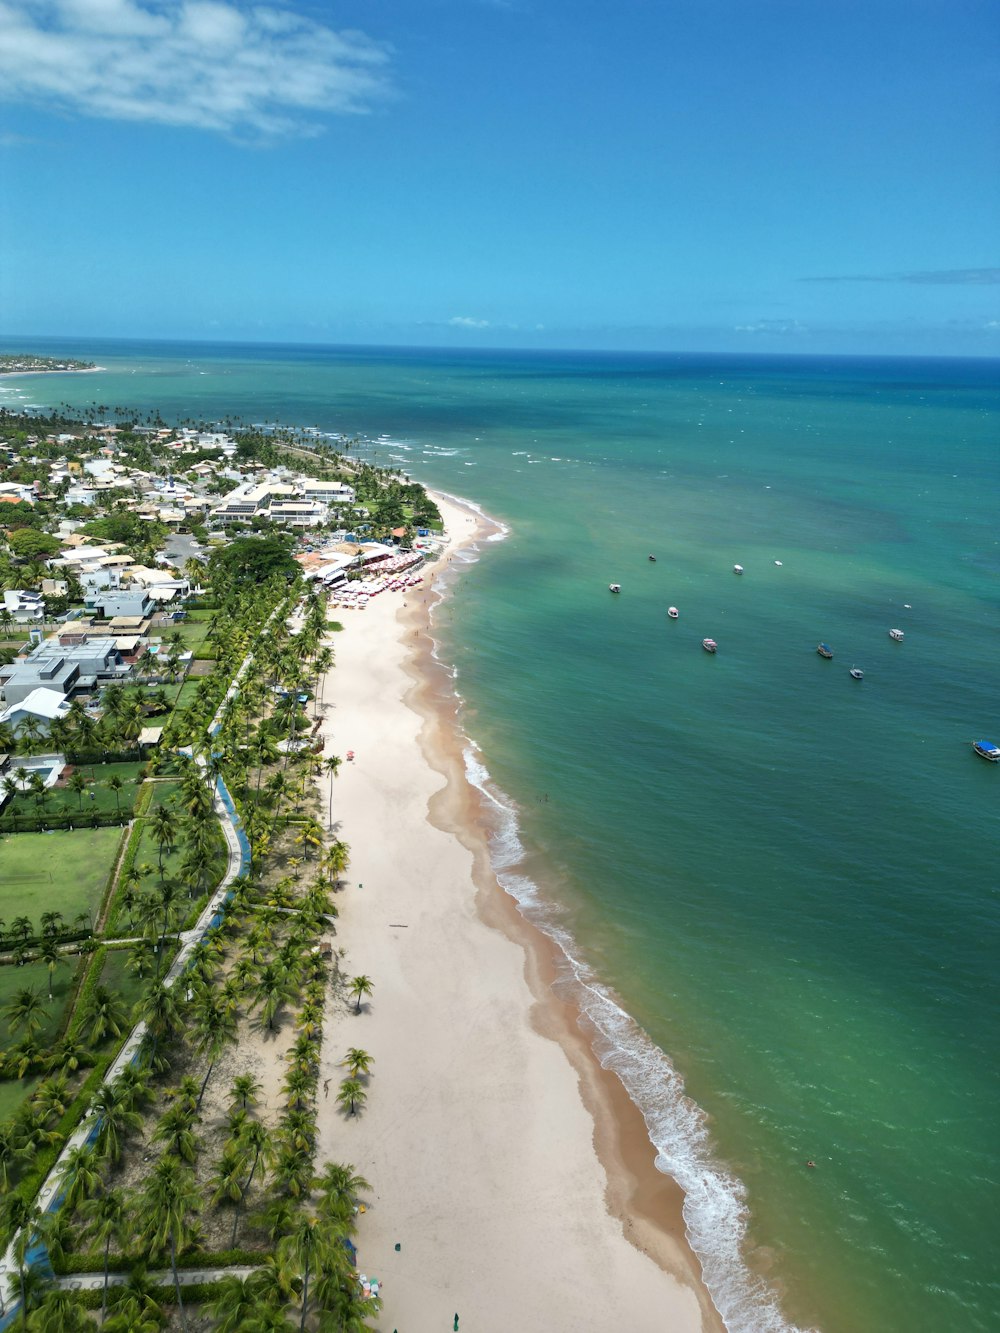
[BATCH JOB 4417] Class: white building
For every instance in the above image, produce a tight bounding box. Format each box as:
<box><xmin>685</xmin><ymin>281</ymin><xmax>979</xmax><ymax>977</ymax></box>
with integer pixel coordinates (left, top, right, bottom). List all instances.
<box><xmin>2</xmin><ymin>590</ymin><xmax>45</xmax><ymax>622</ymax></box>
<box><xmin>0</xmin><ymin>687</ymin><xmax>72</xmax><ymax>735</ymax></box>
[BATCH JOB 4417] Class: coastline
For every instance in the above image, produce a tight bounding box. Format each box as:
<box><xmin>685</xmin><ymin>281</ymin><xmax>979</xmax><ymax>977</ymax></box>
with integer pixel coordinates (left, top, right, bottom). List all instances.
<box><xmin>315</xmin><ymin>491</ymin><xmax>724</xmax><ymax>1331</ymax></box>
<box><xmin>0</xmin><ymin>366</ymin><xmax>104</xmax><ymax>378</ymax></box>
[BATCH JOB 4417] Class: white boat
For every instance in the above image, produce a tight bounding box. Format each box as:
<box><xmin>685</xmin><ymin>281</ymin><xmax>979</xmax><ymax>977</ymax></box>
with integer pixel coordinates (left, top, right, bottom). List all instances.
<box><xmin>702</xmin><ymin>638</ymin><xmax>717</xmax><ymax>653</ymax></box>
<box><xmin>889</xmin><ymin>628</ymin><xmax>904</xmax><ymax>641</ymax></box>
<box><xmin>609</xmin><ymin>583</ymin><xmax>621</xmax><ymax>594</ymax></box>
<box><xmin>972</xmin><ymin>740</ymin><xmax>1000</xmax><ymax>762</ymax></box>
<box><xmin>849</xmin><ymin>666</ymin><xmax>864</xmax><ymax>680</ymax></box>
<box><xmin>667</xmin><ymin>606</ymin><xmax>679</xmax><ymax>619</ymax></box>
<box><xmin>733</xmin><ymin>564</ymin><xmax>744</xmax><ymax>575</ymax></box>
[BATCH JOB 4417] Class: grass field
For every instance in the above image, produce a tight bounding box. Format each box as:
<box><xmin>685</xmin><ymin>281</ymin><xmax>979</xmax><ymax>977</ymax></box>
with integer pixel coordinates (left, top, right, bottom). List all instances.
<box><xmin>3</xmin><ymin>761</ymin><xmax>146</xmax><ymax>820</ymax></box>
<box><xmin>0</xmin><ymin>956</ymin><xmax>84</xmax><ymax>1047</ymax></box>
<box><xmin>99</xmin><ymin>948</ymin><xmax>146</xmax><ymax>1016</ymax></box>
<box><xmin>0</xmin><ymin>826</ymin><xmax>124</xmax><ymax>930</ymax></box>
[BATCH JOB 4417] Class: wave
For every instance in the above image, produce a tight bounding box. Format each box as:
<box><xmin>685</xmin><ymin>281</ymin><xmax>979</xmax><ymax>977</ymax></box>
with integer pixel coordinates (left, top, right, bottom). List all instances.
<box><xmin>424</xmin><ymin>504</ymin><xmax>813</xmax><ymax>1333</ymax></box>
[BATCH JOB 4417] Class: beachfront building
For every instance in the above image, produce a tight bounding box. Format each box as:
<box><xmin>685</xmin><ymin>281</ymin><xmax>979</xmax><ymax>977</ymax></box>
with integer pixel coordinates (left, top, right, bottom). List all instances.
<box><xmin>211</xmin><ymin>477</ymin><xmax>355</xmax><ymax>527</ymax></box>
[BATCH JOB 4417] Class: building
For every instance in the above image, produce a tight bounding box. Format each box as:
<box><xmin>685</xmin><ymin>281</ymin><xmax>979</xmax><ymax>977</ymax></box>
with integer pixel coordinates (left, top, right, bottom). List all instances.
<box><xmin>2</xmin><ymin>590</ymin><xmax>45</xmax><ymax>622</ymax></box>
<box><xmin>0</xmin><ymin>638</ymin><xmax>126</xmax><ymax>706</ymax></box>
<box><xmin>0</xmin><ymin>687</ymin><xmax>72</xmax><ymax>735</ymax></box>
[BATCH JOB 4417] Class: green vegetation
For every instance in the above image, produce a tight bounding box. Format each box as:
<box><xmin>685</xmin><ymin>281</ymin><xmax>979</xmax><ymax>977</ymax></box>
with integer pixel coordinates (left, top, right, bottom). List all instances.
<box><xmin>0</xmin><ymin>827</ymin><xmax>123</xmax><ymax>927</ymax></box>
<box><xmin>0</xmin><ymin>762</ymin><xmax>146</xmax><ymax>825</ymax></box>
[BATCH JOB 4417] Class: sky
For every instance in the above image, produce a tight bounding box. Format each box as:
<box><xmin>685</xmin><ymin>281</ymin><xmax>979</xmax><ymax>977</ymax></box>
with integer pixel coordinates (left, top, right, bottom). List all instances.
<box><xmin>1</xmin><ymin>0</ymin><xmax>998</xmax><ymax>356</ymax></box>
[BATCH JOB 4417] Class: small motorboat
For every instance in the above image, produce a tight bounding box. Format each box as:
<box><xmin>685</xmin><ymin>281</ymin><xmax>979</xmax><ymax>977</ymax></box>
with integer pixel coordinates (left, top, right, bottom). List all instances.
<box><xmin>609</xmin><ymin>583</ymin><xmax>621</xmax><ymax>594</ymax></box>
<box><xmin>972</xmin><ymin>740</ymin><xmax>1000</xmax><ymax>762</ymax></box>
<box><xmin>889</xmin><ymin>628</ymin><xmax>904</xmax><ymax>641</ymax></box>
<box><xmin>702</xmin><ymin>638</ymin><xmax>718</xmax><ymax>653</ymax></box>
<box><xmin>849</xmin><ymin>667</ymin><xmax>864</xmax><ymax>680</ymax></box>
<box><xmin>733</xmin><ymin>564</ymin><xmax>744</xmax><ymax>575</ymax></box>
<box><xmin>817</xmin><ymin>643</ymin><xmax>833</xmax><ymax>659</ymax></box>
<box><xmin>648</xmin><ymin>554</ymin><xmax>657</xmax><ymax>562</ymax></box>
<box><xmin>667</xmin><ymin>606</ymin><xmax>679</xmax><ymax>619</ymax></box>
<box><xmin>774</xmin><ymin>560</ymin><xmax>783</xmax><ymax>566</ymax></box>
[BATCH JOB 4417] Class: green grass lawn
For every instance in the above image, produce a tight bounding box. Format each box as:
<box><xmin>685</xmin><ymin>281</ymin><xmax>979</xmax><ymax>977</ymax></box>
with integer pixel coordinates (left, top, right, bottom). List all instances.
<box><xmin>99</xmin><ymin>947</ymin><xmax>146</xmax><ymax>1016</ymax></box>
<box><xmin>0</xmin><ymin>1075</ymin><xmax>40</xmax><ymax>1122</ymax></box>
<box><xmin>0</xmin><ymin>826</ymin><xmax>124</xmax><ymax>932</ymax></box>
<box><xmin>0</xmin><ymin>956</ymin><xmax>84</xmax><ymax>1047</ymax></box>
<box><xmin>3</xmin><ymin>761</ymin><xmax>146</xmax><ymax>821</ymax></box>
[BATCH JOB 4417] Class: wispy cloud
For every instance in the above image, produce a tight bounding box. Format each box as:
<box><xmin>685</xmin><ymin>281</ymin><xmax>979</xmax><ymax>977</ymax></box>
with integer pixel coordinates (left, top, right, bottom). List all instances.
<box><xmin>0</xmin><ymin>0</ymin><xmax>393</xmax><ymax>140</ymax></box>
<box><xmin>448</xmin><ymin>316</ymin><xmax>492</xmax><ymax>329</ymax></box>
<box><xmin>734</xmin><ymin>319</ymin><xmax>807</xmax><ymax>335</ymax></box>
<box><xmin>800</xmin><ymin>268</ymin><xmax>1000</xmax><ymax>286</ymax></box>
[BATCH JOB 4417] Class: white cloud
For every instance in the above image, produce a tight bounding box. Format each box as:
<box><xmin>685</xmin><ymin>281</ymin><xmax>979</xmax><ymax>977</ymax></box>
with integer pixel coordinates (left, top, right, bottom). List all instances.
<box><xmin>448</xmin><ymin>316</ymin><xmax>491</xmax><ymax>329</ymax></box>
<box><xmin>0</xmin><ymin>0</ymin><xmax>393</xmax><ymax>139</ymax></box>
<box><xmin>734</xmin><ymin>320</ymin><xmax>807</xmax><ymax>335</ymax></box>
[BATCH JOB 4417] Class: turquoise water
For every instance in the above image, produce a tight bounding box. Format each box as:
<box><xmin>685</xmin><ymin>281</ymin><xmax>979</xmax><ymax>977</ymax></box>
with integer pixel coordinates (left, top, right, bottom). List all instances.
<box><xmin>3</xmin><ymin>340</ymin><xmax>998</xmax><ymax>1331</ymax></box>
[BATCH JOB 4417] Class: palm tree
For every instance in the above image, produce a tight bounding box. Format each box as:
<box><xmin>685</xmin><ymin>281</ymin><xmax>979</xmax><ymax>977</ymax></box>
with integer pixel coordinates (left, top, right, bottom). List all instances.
<box><xmin>80</xmin><ymin>1187</ymin><xmax>127</xmax><ymax>1320</ymax></box>
<box><xmin>135</xmin><ymin>1154</ymin><xmax>201</xmax><ymax>1333</ymax></box>
<box><xmin>66</xmin><ymin>770</ymin><xmax>87</xmax><ymax>811</ymax></box>
<box><xmin>314</xmin><ymin>1162</ymin><xmax>371</xmax><ymax>1223</ymax></box>
<box><xmin>152</xmin><ymin>1103</ymin><xmax>200</xmax><ymax>1165</ymax></box>
<box><xmin>278</xmin><ymin>1212</ymin><xmax>330</xmax><ymax>1333</ymax></box>
<box><xmin>36</xmin><ymin>938</ymin><xmax>62</xmax><ymax>1002</ymax></box>
<box><xmin>10</xmin><ymin>915</ymin><xmax>33</xmax><ymax>947</ymax></box>
<box><xmin>149</xmin><ymin>802</ymin><xmax>177</xmax><ymax>879</ymax></box>
<box><xmin>342</xmin><ymin>1047</ymin><xmax>374</xmax><ymax>1080</ymax></box>
<box><xmin>207</xmin><ymin>1275</ymin><xmax>260</xmax><ymax>1333</ymax></box>
<box><xmin>3</xmin><ymin>1194</ymin><xmax>41</xmax><ymax>1329</ymax></box>
<box><xmin>39</xmin><ymin>911</ymin><xmax>63</xmax><ymax>940</ymax></box>
<box><xmin>90</xmin><ymin>1082</ymin><xmax>142</xmax><ymax>1164</ymax></box>
<box><xmin>322</xmin><ymin>754</ymin><xmax>341</xmax><ymax>827</ymax></box>
<box><xmin>191</xmin><ymin>988</ymin><xmax>238</xmax><ymax>1106</ymax></box>
<box><xmin>337</xmin><ymin>1079</ymin><xmax>366</xmax><ymax>1117</ymax></box>
<box><xmin>107</xmin><ymin>772</ymin><xmax>124</xmax><ymax>814</ymax></box>
<box><xmin>230</xmin><ymin>1120</ymin><xmax>272</xmax><ymax>1247</ymax></box>
<box><xmin>252</xmin><ymin>962</ymin><xmax>292</xmax><ymax>1031</ymax></box>
<box><xmin>24</xmin><ymin>1289</ymin><xmax>91</xmax><ymax>1332</ymax></box>
<box><xmin>4</xmin><ymin>987</ymin><xmax>46</xmax><ymax>1040</ymax></box>
<box><xmin>79</xmin><ymin>983</ymin><xmax>127</xmax><ymax>1046</ymax></box>
<box><xmin>57</xmin><ymin>1143</ymin><xmax>102</xmax><ymax>1214</ymax></box>
<box><xmin>229</xmin><ymin>1072</ymin><xmax>262</xmax><ymax>1112</ymax></box>
<box><xmin>134</xmin><ymin>980</ymin><xmax>180</xmax><ymax>1069</ymax></box>
<box><xmin>348</xmin><ymin>974</ymin><xmax>374</xmax><ymax>1015</ymax></box>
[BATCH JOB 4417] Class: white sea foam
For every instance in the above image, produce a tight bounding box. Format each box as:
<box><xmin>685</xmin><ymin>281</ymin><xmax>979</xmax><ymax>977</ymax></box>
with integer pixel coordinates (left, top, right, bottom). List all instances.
<box><xmin>454</xmin><ymin>740</ymin><xmax>815</xmax><ymax>1333</ymax></box>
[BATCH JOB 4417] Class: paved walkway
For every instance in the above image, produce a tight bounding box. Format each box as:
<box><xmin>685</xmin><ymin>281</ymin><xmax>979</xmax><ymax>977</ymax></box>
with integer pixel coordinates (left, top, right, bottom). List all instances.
<box><xmin>52</xmin><ymin>1265</ymin><xmax>260</xmax><ymax>1293</ymax></box>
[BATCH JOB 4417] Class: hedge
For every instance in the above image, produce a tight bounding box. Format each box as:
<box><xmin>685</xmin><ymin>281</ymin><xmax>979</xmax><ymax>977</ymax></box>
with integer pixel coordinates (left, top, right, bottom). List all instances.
<box><xmin>0</xmin><ymin>812</ymin><xmax>129</xmax><ymax>834</ymax></box>
<box><xmin>53</xmin><ymin>1247</ymin><xmax>266</xmax><ymax>1274</ymax></box>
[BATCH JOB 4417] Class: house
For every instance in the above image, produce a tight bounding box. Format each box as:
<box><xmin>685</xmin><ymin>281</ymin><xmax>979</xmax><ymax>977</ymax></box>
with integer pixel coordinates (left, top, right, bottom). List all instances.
<box><xmin>3</xmin><ymin>590</ymin><xmax>45</xmax><ymax>622</ymax></box>
<box><xmin>0</xmin><ymin>638</ymin><xmax>126</xmax><ymax>706</ymax></box>
<box><xmin>84</xmin><ymin>589</ymin><xmax>156</xmax><ymax>620</ymax></box>
<box><xmin>0</xmin><ymin>687</ymin><xmax>72</xmax><ymax>735</ymax></box>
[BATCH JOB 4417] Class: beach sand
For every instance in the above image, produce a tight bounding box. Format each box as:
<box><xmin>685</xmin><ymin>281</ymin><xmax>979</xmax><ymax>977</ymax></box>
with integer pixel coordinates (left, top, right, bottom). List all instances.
<box><xmin>315</xmin><ymin>494</ymin><xmax>723</xmax><ymax>1332</ymax></box>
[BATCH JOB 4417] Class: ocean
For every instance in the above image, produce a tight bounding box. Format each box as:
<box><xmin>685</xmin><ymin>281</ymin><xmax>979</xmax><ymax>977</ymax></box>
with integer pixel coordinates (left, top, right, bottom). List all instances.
<box><xmin>3</xmin><ymin>339</ymin><xmax>998</xmax><ymax>1332</ymax></box>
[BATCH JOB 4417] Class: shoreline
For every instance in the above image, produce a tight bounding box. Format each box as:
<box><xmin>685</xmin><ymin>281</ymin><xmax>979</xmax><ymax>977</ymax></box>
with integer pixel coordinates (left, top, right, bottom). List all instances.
<box><xmin>0</xmin><ymin>365</ymin><xmax>105</xmax><ymax>379</ymax></box>
<box><xmin>315</xmin><ymin>491</ymin><xmax>724</xmax><ymax>1331</ymax></box>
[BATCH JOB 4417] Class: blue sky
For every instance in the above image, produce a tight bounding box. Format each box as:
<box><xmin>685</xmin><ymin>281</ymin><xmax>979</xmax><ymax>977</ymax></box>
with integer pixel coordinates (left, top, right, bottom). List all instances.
<box><xmin>1</xmin><ymin>0</ymin><xmax>997</xmax><ymax>355</ymax></box>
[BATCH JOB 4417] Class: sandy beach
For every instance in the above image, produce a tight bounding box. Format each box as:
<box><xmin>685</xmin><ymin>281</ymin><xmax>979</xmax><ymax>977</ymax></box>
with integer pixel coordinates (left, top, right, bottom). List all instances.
<box><xmin>314</xmin><ymin>493</ymin><xmax>723</xmax><ymax>1332</ymax></box>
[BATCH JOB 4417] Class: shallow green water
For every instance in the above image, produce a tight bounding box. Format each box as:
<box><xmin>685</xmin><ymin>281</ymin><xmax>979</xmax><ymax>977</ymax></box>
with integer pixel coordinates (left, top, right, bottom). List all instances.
<box><xmin>4</xmin><ymin>340</ymin><xmax>998</xmax><ymax>1331</ymax></box>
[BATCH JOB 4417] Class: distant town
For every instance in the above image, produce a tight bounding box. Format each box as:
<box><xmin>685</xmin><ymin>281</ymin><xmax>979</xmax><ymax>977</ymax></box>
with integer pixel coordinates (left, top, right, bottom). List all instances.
<box><xmin>0</xmin><ymin>354</ymin><xmax>98</xmax><ymax>375</ymax></box>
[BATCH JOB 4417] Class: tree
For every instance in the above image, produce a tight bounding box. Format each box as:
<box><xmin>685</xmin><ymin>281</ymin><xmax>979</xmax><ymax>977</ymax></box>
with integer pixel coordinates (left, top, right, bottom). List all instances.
<box><xmin>278</xmin><ymin>1212</ymin><xmax>330</xmax><ymax>1333</ymax></box>
<box><xmin>24</xmin><ymin>1290</ymin><xmax>91</xmax><ymax>1333</ymax></box>
<box><xmin>336</xmin><ymin>1079</ymin><xmax>366</xmax><ymax>1117</ymax></box>
<box><xmin>107</xmin><ymin>773</ymin><xmax>125</xmax><ymax>814</ymax></box>
<box><xmin>348</xmin><ymin>974</ymin><xmax>374</xmax><ymax>1015</ymax></box>
<box><xmin>149</xmin><ymin>802</ymin><xmax>177</xmax><ymax>879</ymax></box>
<box><xmin>152</xmin><ymin>1103</ymin><xmax>200</xmax><ymax>1165</ymax></box>
<box><xmin>4</xmin><ymin>987</ymin><xmax>46</xmax><ymax>1040</ymax></box>
<box><xmin>207</xmin><ymin>1276</ymin><xmax>260</xmax><ymax>1333</ymax></box>
<box><xmin>135</xmin><ymin>1155</ymin><xmax>201</xmax><ymax>1333</ymax></box>
<box><xmin>2</xmin><ymin>1194</ymin><xmax>41</xmax><ymax>1330</ymax></box>
<box><xmin>90</xmin><ymin>1082</ymin><xmax>142</xmax><ymax>1164</ymax></box>
<box><xmin>79</xmin><ymin>984</ymin><xmax>127</xmax><ymax>1046</ymax></box>
<box><xmin>8</xmin><ymin>528</ymin><xmax>60</xmax><ymax>560</ymax></box>
<box><xmin>229</xmin><ymin>1073</ymin><xmax>262</xmax><ymax>1112</ymax></box>
<box><xmin>36</xmin><ymin>938</ymin><xmax>62</xmax><ymax>1002</ymax></box>
<box><xmin>57</xmin><ymin>1143</ymin><xmax>102</xmax><ymax>1215</ymax></box>
<box><xmin>315</xmin><ymin>1162</ymin><xmax>371</xmax><ymax>1224</ymax></box>
<box><xmin>80</xmin><ymin>1187</ymin><xmax>127</xmax><ymax>1321</ymax></box>
<box><xmin>342</xmin><ymin>1047</ymin><xmax>374</xmax><ymax>1080</ymax></box>
<box><xmin>230</xmin><ymin>1120</ymin><xmax>272</xmax><ymax>1247</ymax></box>
<box><xmin>191</xmin><ymin>987</ymin><xmax>238</xmax><ymax>1107</ymax></box>
<box><xmin>322</xmin><ymin>754</ymin><xmax>341</xmax><ymax>828</ymax></box>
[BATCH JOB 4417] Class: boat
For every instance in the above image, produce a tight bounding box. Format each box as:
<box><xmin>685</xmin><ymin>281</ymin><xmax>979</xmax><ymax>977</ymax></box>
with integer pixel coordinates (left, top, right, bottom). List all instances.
<box><xmin>648</xmin><ymin>554</ymin><xmax>657</xmax><ymax>562</ymax></box>
<box><xmin>667</xmin><ymin>606</ymin><xmax>679</xmax><ymax>619</ymax></box>
<box><xmin>849</xmin><ymin>667</ymin><xmax>864</xmax><ymax>680</ymax></box>
<box><xmin>817</xmin><ymin>643</ymin><xmax>833</xmax><ymax>659</ymax></box>
<box><xmin>609</xmin><ymin>583</ymin><xmax>621</xmax><ymax>594</ymax></box>
<box><xmin>972</xmin><ymin>740</ymin><xmax>1000</xmax><ymax>762</ymax></box>
<box><xmin>702</xmin><ymin>638</ymin><xmax>717</xmax><ymax>653</ymax></box>
<box><xmin>733</xmin><ymin>564</ymin><xmax>744</xmax><ymax>575</ymax></box>
<box><xmin>889</xmin><ymin>628</ymin><xmax>904</xmax><ymax>641</ymax></box>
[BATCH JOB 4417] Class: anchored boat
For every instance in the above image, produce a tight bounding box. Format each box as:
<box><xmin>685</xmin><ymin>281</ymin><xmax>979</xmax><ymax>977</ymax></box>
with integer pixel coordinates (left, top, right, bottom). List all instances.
<box><xmin>667</xmin><ymin>606</ymin><xmax>679</xmax><ymax>619</ymax></box>
<box><xmin>972</xmin><ymin>740</ymin><xmax>1000</xmax><ymax>762</ymax></box>
<box><xmin>702</xmin><ymin>638</ymin><xmax>718</xmax><ymax>654</ymax></box>
<box><xmin>889</xmin><ymin>628</ymin><xmax>904</xmax><ymax>641</ymax></box>
<box><xmin>817</xmin><ymin>643</ymin><xmax>833</xmax><ymax>659</ymax></box>
<box><xmin>609</xmin><ymin>583</ymin><xmax>621</xmax><ymax>594</ymax></box>
<box><xmin>849</xmin><ymin>666</ymin><xmax>864</xmax><ymax>680</ymax></box>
